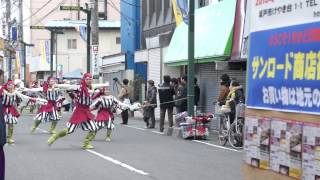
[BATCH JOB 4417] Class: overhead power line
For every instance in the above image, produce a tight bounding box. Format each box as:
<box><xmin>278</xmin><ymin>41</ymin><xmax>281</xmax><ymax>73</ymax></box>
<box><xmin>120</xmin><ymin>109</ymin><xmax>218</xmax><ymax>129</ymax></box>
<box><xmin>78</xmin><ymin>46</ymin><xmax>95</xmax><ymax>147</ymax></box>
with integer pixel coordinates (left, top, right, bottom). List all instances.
<box><xmin>23</xmin><ymin>0</ymin><xmax>54</xmax><ymax>23</ymax></box>
<box><xmin>33</xmin><ymin>0</ymin><xmax>68</xmax><ymax>25</ymax></box>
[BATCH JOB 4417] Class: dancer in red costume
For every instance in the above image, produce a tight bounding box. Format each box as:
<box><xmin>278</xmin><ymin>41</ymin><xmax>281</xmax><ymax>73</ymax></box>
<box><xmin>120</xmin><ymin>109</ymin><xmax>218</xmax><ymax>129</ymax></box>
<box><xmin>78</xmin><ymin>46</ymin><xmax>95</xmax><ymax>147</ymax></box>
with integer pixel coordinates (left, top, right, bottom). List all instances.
<box><xmin>48</xmin><ymin>73</ymin><xmax>108</xmax><ymax>149</ymax></box>
<box><xmin>27</xmin><ymin>77</ymin><xmax>64</xmax><ymax>134</ymax></box>
<box><xmin>1</xmin><ymin>80</ymin><xmax>47</xmax><ymax>144</ymax></box>
<box><xmin>90</xmin><ymin>86</ymin><xmax>140</xmax><ymax>142</ymax></box>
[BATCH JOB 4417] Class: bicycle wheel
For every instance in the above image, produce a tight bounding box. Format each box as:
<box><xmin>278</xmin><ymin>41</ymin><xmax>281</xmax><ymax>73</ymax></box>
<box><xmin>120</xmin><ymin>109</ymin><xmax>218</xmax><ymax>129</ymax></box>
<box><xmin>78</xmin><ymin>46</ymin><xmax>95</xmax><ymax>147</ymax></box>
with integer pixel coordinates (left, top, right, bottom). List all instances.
<box><xmin>218</xmin><ymin>114</ymin><xmax>228</xmax><ymax>146</ymax></box>
<box><xmin>228</xmin><ymin>120</ymin><xmax>244</xmax><ymax>149</ymax></box>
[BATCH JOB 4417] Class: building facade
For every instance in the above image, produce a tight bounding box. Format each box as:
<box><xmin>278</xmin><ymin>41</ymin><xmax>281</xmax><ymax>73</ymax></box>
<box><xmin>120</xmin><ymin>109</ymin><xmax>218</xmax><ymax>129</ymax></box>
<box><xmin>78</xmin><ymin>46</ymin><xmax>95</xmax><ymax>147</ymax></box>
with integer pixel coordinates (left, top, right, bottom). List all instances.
<box><xmin>28</xmin><ymin>0</ymin><xmax>120</xmax><ymax>81</ymax></box>
<box><xmin>135</xmin><ymin>0</ymin><xmax>249</xmax><ymax>117</ymax></box>
<box><xmin>29</xmin><ymin>20</ymin><xmax>120</xmax><ymax>81</ymax></box>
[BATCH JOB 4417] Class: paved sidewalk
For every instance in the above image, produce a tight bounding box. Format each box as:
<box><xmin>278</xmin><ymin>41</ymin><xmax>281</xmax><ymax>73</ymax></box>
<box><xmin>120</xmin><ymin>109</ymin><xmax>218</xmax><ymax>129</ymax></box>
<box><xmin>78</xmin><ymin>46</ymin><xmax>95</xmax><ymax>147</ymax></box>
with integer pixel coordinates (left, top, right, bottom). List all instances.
<box><xmin>122</xmin><ymin>114</ymin><xmax>237</xmax><ymax>150</ymax></box>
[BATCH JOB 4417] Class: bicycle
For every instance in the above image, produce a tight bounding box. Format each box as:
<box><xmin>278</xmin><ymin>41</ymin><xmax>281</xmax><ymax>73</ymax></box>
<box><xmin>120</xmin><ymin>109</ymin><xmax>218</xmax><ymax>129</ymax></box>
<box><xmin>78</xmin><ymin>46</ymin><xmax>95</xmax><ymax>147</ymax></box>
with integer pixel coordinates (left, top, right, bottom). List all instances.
<box><xmin>228</xmin><ymin>103</ymin><xmax>245</xmax><ymax>149</ymax></box>
<box><xmin>216</xmin><ymin>103</ymin><xmax>245</xmax><ymax>149</ymax></box>
<box><xmin>214</xmin><ymin>102</ymin><xmax>230</xmax><ymax>146</ymax></box>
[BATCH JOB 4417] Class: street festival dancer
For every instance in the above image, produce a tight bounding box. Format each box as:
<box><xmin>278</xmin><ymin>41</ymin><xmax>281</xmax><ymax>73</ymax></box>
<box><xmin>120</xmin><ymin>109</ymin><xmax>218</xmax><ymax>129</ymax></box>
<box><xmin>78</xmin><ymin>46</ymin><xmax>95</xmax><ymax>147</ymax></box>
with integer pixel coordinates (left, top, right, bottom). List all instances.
<box><xmin>1</xmin><ymin>80</ymin><xmax>47</xmax><ymax>144</ymax></box>
<box><xmin>26</xmin><ymin>81</ymin><xmax>41</xmax><ymax>114</ymax></box>
<box><xmin>27</xmin><ymin>77</ymin><xmax>64</xmax><ymax>134</ymax></box>
<box><xmin>90</xmin><ymin>86</ymin><xmax>141</xmax><ymax>142</ymax></box>
<box><xmin>47</xmin><ymin>73</ymin><xmax>109</xmax><ymax>149</ymax></box>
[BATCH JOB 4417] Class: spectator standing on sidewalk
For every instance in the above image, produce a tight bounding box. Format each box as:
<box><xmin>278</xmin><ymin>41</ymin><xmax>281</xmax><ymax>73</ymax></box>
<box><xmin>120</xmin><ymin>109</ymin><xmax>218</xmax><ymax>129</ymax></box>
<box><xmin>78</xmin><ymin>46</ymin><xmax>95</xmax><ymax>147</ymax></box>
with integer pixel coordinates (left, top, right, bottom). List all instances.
<box><xmin>218</xmin><ymin>74</ymin><xmax>231</xmax><ymax>106</ymax></box>
<box><xmin>0</xmin><ymin>98</ymin><xmax>6</xmax><ymax>180</ymax></box>
<box><xmin>118</xmin><ymin>79</ymin><xmax>130</xmax><ymax>125</ymax></box>
<box><xmin>143</xmin><ymin>80</ymin><xmax>157</xmax><ymax>128</ymax></box>
<box><xmin>158</xmin><ymin>75</ymin><xmax>175</xmax><ymax>132</ymax></box>
<box><xmin>175</xmin><ymin>76</ymin><xmax>188</xmax><ymax>113</ymax></box>
<box><xmin>170</xmin><ymin>78</ymin><xmax>179</xmax><ymax>96</ymax></box>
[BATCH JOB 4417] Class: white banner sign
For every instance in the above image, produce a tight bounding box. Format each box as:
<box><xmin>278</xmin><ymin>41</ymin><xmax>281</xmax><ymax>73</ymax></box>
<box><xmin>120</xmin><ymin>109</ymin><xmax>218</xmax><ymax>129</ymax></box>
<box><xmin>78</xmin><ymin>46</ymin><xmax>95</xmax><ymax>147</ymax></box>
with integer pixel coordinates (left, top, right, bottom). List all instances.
<box><xmin>91</xmin><ymin>45</ymin><xmax>99</xmax><ymax>76</ymax></box>
<box><xmin>250</xmin><ymin>0</ymin><xmax>320</xmax><ymax>32</ymax></box>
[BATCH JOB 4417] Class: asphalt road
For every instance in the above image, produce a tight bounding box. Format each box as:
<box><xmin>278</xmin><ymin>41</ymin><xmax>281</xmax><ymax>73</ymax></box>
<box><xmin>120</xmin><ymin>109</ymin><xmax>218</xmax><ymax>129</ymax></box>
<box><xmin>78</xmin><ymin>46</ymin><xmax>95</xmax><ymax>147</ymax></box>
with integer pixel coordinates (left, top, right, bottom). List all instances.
<box><xmin>4</xmin><ymin>112</ymin><xmax>243</xmax><ymax>180</ymax></box>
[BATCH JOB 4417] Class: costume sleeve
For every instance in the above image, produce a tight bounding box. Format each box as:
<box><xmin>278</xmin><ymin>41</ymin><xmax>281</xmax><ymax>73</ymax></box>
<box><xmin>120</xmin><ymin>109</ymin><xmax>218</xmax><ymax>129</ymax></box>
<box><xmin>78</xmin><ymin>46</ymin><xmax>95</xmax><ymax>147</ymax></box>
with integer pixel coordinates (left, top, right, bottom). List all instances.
<box><xmin>113</xmin><ymin>97</ymin><xmax>141</xmax><ymax>111</ymax></box>
<box><xmin>113</xmin><ymin>97</ymin><xmax>130</xmax><ymax>110</ymax></box>
<box><xmin>92</xmin><ymin>83</ymin><xmax>109</xmax><ymax>90</ymax></box>
<box><xmin>16</xmin><ymin>92</ymin><xmax>47</xmax><ymax>105</ymax></box>
<box><xmin>56</xmin><ymin>89</ymin><xmax>65</xmax><ymax>103</ymax></box>
<box><xmin>55</xmin><ymin>84</ymin><xmax>80</xmax><ymax>91</ymax></box>
<box><xmin>22</xmin><ymin>87</ymin><xmax>43</xmax><ymax>92</ymax></box>
<box><xmin>90</xmin><ymin>98</ymin><xmax>102</xmax><ymax>111</ymax></box>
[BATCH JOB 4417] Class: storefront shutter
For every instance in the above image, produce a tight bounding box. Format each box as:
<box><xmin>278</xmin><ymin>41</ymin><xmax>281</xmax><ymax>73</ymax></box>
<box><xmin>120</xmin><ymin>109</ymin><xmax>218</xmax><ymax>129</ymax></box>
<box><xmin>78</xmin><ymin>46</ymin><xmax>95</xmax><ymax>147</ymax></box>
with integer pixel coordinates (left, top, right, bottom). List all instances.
<box><xmin>148</xmin><ymin>48</ymin><xmax>162</xmax><ymax>118</ymax></box>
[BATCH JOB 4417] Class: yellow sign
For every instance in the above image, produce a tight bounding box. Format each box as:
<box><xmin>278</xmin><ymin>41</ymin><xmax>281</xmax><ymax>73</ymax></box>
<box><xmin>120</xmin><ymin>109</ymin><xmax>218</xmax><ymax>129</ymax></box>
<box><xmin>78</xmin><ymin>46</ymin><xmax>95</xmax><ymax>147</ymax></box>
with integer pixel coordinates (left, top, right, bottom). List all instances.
<box><xmin>15</xmin><ymin>51</ymin><xmax>20</xmax><ymax>75</ymax></box>
<box><xmin>0</xmin><ymin>38</ymin><xmax>4</xmax><ymax>50</ymax></box>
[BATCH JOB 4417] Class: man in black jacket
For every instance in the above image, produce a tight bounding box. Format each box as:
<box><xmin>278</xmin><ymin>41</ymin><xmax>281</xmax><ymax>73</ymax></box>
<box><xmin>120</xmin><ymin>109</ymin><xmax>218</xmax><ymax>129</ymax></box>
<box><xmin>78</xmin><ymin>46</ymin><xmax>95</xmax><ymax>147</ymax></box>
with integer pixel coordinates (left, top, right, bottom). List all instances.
<box><xmin>143</xmin><ymin>80</ymin><xmax>157</xmax><ymax>128</ymax></box>
<box><xmin>0</xmin><ymin>100</ymin><xmax>6</xmax><ymax>180</ymax></box>
<box><xmin>158</xmin><ymin>75</ymin><xmax>175</xmax><ymax>132</ymax></box>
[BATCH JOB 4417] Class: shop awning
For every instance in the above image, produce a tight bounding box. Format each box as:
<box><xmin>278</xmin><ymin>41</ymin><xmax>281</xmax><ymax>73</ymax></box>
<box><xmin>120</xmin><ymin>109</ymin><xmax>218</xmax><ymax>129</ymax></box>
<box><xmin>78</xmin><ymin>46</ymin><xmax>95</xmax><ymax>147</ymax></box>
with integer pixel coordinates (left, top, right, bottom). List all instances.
<box><xmin>62</xmin><ymin>69</ymin><xmax>83</xmax><ymax>79</ymax></box>
<box><xmin>164</xmin><ymin>0</ymin><xmax>236</xmax><ymax>66</ymax></box>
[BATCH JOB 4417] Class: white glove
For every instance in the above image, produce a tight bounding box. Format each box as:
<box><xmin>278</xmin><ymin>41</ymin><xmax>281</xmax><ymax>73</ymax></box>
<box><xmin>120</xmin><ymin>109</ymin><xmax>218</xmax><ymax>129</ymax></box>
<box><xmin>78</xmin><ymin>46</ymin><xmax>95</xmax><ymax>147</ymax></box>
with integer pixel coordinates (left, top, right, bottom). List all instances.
<box><xmin>37</xmin><ymin>98</ymin><xmax>48</xmax><ymax>105</ymax></box>
<box><xmin>129</xmin><ymin>103</ymin><xmax>142</xmax><ymax>111</ymax></box>
<box><xmin>116</xmin><ymin>108</ymin><xmax>122</xmax><ymax>115</ymax></box>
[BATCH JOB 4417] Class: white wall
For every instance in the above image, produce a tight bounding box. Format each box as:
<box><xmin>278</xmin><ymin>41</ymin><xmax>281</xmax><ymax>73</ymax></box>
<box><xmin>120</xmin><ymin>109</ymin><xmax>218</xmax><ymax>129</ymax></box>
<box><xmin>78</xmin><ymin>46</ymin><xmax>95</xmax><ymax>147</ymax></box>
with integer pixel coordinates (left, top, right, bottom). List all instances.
<box><xmin>162</xmin><ymin>47</ymin><xmax>181</xmax><ymax>79</ymax></box>
<box><xmin>99</xmin><ymin>29</ymin><xmax>121</xmax><ymax>57</ymax></box>
<box><xmin>56</xmin><ymin>29</ymin><xmax>120</xmax><ymax>75</ymax></box>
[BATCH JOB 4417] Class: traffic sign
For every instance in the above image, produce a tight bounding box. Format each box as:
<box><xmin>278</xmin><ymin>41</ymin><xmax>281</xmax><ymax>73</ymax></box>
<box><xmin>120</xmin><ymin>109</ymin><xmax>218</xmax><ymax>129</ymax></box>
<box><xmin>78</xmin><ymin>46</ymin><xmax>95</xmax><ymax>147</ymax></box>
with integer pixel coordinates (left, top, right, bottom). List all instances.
<box><xmin>60</xmin><ymin>6</ymin><xmax>83</xmax><ymax>11</ymax></box>
<box><xmin>30</xmin><ymin>26</ymin><xmax>46</xmax><ymax>29</ymax></box>
<box><xmin>92</xmin><ymin>45</ymin><xmax>98</xmax><ymax>54</ymax></box>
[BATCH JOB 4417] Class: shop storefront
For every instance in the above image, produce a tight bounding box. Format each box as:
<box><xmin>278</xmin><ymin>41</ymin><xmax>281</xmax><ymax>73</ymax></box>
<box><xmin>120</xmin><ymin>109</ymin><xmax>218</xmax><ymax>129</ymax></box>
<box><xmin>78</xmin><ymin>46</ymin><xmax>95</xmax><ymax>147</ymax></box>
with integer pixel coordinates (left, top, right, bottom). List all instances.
<box><xmin>164</xmin><ymin>0</ymin><xmax>241</xmax><ymax>113</ymax></box>
<box><xmin>244</xmin><ymin>1</ymin><xmax>320</xmax><ymax>180</ymax></box>
<box><xmin>135</xmin><ymin>48</ymin><xmax>181</xmax><ymax>118</ymax></box>
<box><xmin>100</xmin><ymin>54</ymin><xmax>126</xmax><ymax>97</ymax></box>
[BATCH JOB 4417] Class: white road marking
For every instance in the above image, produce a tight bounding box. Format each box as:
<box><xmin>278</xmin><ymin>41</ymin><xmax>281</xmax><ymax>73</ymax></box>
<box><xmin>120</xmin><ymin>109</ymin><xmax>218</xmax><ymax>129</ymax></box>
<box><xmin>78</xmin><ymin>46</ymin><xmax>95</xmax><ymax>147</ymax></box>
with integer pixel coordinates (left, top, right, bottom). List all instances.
<box><xmin>37</xmin><ymin>128</ymin><xmax>49</xmax><ymax>134</ymax></box>
<box><xmin>125</xmin><ymin>124</ymin><xmax>242</xmax><ymax>152</ymax></box>
<box><xmin>86</xmin><ymin>149</ymin><xmax>150</xmax><ymax>176</ymax></box>
<box><xmin>40</xmin><ymin>127</ymin><xmax>150</xmax><ymax>176</ymax></box>
<box><xmin>125</xmin><ymin>125</ymin><xmax>165</xmax><ymax>135</ymax></box>
<box><xmin>151</xmin><ymin>131</ymin><xmax>164</xmax><ymax>135</ymax></box>
<box><xmin>192</xmin><ymin>140</ymin><xmax>242</xmax><ymax>153</ymax></box>
<box><xmin>125</xmin><ymin>125</ymin><xmax>147</xmax><ymax>131</ymax></box>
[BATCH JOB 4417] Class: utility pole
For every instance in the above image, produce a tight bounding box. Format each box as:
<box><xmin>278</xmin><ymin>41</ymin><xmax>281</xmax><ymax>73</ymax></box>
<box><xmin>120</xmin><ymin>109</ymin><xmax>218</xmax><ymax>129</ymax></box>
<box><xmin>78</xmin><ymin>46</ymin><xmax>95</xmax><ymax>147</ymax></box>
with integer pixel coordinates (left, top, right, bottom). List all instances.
<box><xmin>77</xmin><ymin>0</ymin><xmax>81</xmax><ymax>20</ymax></box>
<box><xmin>5</xmin><ymin>0</ymin><xmax>12</xmax><ymax>80</ymax></box>
<box><xmin>91</xmin><ymin>0</ymin><xmax>99</xmax><ymax>76</ymax></box>
<box><xmin>187</xmin><ymin>0</ymin><xmax>195</xmax><ymax>116</ymax></box>
<box><xmin>49</xmin><ymin>30</ymin><xmax>64</xmax><ymax>77</ymax></box>
<box><xmin>86</xmin><ymin>3</ymin><xmax>91</xmax><ymax>73</ymax></box>
<box><xmin>21</xmin><ymin>42</ymin><xmax>34</xmax><ymax>86</ymax></box>
<box><xmin>104</xmin><ymin>0</ymin><xmax>108</xmax><ymax>20</ymax></box>
<box><xmin>30</xmin><ymin>26</ymin><xmax>63</xmax><ymax>78</ymax></box>
<box><xmin>50</xmin><ymin>30</ymin><xmax>54</xmax><ymax>77</ymax></box>
<box><xmin>18</xmin><ymin>0</ymin><xmax>24</xmax><ymax>81</ymax></box>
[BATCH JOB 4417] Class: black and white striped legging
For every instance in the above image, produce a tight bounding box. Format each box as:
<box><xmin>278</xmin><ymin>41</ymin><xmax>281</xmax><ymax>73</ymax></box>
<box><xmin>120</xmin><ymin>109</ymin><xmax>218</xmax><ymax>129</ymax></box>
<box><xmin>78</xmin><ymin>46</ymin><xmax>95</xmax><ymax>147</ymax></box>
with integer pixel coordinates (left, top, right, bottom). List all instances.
<box><xmin>34</xmin><ymin>110</ymin><xmax>60</xmax><ymax>122</ymax></box>
<box><xmin>66</xmin><ymin>120</ymin><xmax>98</xmax><ymax>134</ymax></box>
<box><xmin>4</xmin><ymin>114</ymin><xmax>18</xmax><ymax>124</ymax></box>
<box><xmin>95</xmin><ymin>119</ymin><xmax>114</xmax><ymax>130</ymax></box>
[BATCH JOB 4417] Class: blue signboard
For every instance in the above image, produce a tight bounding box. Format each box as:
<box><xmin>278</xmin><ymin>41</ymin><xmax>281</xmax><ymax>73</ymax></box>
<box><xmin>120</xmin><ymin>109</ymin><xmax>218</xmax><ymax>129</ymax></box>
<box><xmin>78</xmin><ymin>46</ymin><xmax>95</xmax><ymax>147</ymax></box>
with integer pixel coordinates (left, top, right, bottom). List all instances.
<box><xmin>11</xmin><ymin>26</ymin><xmax>17</xmax><ymax>41</ymax></box>
<box><xmin>247</xmin><ymin>21</ymin><xmax>320</xmax><ymax>114</ymax></box>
